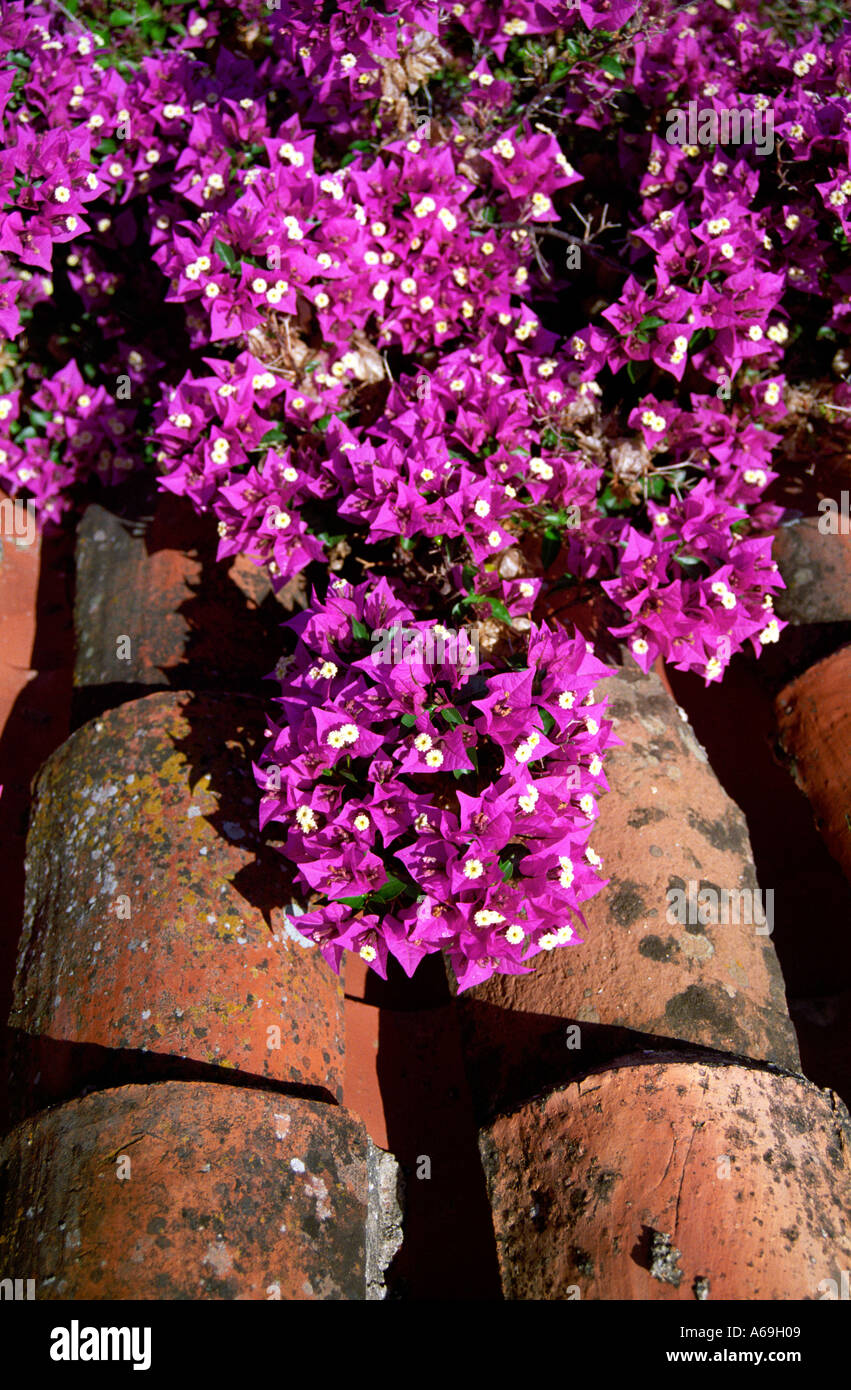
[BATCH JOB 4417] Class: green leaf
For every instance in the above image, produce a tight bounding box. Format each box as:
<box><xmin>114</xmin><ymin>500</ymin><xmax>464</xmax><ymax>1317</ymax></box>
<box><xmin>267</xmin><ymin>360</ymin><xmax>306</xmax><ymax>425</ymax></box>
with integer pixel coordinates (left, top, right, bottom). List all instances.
<box><xmin>438</xmin><ymin>706</ymin><xmax>464</xmax><ymax>728</ymax></box>
<box><xmin>599</xmin><ymin>55</ymin><xmax>625</xmax><ymax>79</ymax></box>
<box><xmin>400</xmin><ymin>713</ymin><xmax>417</xmax><ymax>728</ymax></box>
<box><xmin>626</xmin><ymin>359</ymin><xmax>651</xmax><ymax>384</ymax></box>
<box><xmin>637</xmin><ymin>314</ymin><xmax>666</xmax><ymax>331</ymax></box>
<box><xmin>372</xmin><ymin>874</ymin><xmax>408</xmax><ymax>903</ymax></box>
<box><xmin>541</xmin><ymin>528</ymin><xmax>561</xmax><ymax>569</ymax></box>
<box><xmin>259</xmin><ymin>427</ymin><xmax>287</xmax><ymax>447</ymax></box>
<box><xmin>462</xmin><ymin>594</ymin><xmax>512</xmax><ymax>624</ymax></box>
<box><xmin>336</xmin><ymin>894</ymin><xmax>367</xmax><ymax>910</ymax></box>
<box><xmin>350</xmin><ymin>617</ymin><xmax>371</xmax><ymax>642</ymax></box>
<box><xmin>549</xmin><ymin>61</ymin><xmax>571</xmax><ymax>82</ymax></box>
<box><xmin>599</xmin><ymin>485</ymin><xmax>633</xmax><ymax>514</ymax></box>
<box><xmin>213</xmin><ymin>238</ymin><xmax>238</xmax><ymax>272</ymax></box>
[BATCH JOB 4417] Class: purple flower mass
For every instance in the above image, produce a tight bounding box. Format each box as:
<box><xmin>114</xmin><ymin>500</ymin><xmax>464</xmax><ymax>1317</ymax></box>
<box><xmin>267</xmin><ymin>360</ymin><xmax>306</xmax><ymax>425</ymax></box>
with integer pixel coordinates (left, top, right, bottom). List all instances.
<box><xmin>257</xmin><ymin>575</ymin><xmax>617</xmax><ymax>988</ymax></box>
<box><xmin>1</xmin><ymin>0</ymin><xmax>849</xmax><ymax>984</ymax></box>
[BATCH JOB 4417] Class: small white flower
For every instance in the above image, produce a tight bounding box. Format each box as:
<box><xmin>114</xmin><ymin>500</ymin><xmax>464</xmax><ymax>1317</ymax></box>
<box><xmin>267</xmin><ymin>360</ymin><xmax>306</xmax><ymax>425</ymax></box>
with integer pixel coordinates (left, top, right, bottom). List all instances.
<box><xmin>529</xmin><ymin>458</ymin><xmax>554</xmax><ymax>481</ymax></box>
<box><xmin>474</xmin><ymin>910</ymin><xmax>505</xmax><ymax>927</ymax></box>
<box><xmin>463</xmin><ymin>858</ymin><xmax>485</xmax><ymax>880</ymax></box>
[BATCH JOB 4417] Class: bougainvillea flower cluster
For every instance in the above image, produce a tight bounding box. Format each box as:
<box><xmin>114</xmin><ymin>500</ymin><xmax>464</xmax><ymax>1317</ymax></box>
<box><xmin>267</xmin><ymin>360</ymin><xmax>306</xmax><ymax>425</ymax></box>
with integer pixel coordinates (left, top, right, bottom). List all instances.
<box><xmin>2</xmin><ymin>0</ymin><xmax>851</xmax><ymax>983</ymax></box>
<box><xmin>257</xmin><ymin>575</ymin><xmax>619</xmax><ymax>989</ymax></box>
